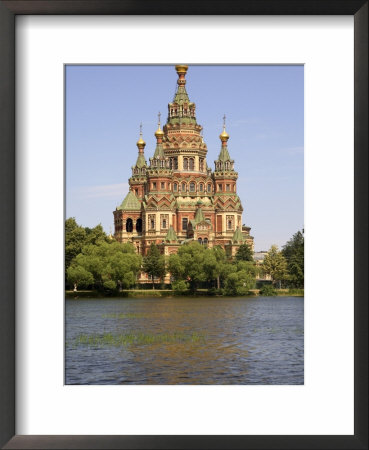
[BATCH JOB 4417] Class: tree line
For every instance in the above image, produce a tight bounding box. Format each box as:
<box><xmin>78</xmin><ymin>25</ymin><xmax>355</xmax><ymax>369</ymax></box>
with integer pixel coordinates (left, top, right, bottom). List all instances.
<box><xmin>66</xmin><ymin>218</ymin><xmax>304</xmax><ymax>295</ymax></box>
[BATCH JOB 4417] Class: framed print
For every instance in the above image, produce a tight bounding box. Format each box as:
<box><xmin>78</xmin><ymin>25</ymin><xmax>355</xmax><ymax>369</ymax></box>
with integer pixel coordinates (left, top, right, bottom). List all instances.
<box><xmin>0</xmin><ymin>1</ymin><xmax>367</xmax><ymax>449</ymax></box>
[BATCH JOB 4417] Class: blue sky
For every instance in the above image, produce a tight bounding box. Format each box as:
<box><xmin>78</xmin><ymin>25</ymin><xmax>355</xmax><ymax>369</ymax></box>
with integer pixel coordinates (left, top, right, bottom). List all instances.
<box><xmin>66</xmin><ymin>65</ymin><xmax>303</xmax><ymax>251</ymax></box>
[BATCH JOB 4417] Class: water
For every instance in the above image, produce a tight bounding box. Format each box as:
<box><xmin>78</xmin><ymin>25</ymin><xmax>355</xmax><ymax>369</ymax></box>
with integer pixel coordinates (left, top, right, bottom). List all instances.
<box><xmin>65</xmin><ymin>296</ymin><xmax>303</xmax><ymax>385</ymax></box>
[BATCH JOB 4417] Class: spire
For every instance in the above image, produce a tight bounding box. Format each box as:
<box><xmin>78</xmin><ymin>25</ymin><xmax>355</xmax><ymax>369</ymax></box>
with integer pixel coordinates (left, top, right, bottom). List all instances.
<box><xmin>217</xmin><ymin>115</ymin><xmax>232</xmax><ymax>163</ymax></box>
<box><xmin>153</xmin><ymin>113</ymin><xmax>165</xmax><ymax>159</ymax></box>
<box><xmin>167</xmin><ymin>65</ymin><xmax>197</xmax><ymax>127</ymax></box>
<box><xmin>135</xmin><ymin>123</ymin><xmax>147</xmax><ymax>168</ymax></box>
<box><xmin>173</xmin><ymin>65</ymin><xmax>190</xmax><ymax>105</ymax></box>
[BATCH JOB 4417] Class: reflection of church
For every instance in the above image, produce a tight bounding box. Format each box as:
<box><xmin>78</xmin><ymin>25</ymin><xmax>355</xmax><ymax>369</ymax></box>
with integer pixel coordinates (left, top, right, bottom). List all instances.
<box><xmin>114</xmin><ymin>65</ymin><xmax>254</xmax><ymax>257</ymax></box>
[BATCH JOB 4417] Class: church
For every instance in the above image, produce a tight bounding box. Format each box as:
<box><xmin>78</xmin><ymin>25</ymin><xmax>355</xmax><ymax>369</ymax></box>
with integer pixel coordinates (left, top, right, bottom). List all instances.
<box><xmin>113</xmin><ymin>65</ymin><xmax>254</xmax><ymax>257</ymax></box>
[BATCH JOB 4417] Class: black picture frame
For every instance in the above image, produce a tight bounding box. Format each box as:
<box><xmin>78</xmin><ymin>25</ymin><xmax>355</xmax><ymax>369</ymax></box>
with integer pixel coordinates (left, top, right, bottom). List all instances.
<box><xmin>0</xmin><ymin>1</ymin><xmax>367</xmax><ymax>449</ymax></box>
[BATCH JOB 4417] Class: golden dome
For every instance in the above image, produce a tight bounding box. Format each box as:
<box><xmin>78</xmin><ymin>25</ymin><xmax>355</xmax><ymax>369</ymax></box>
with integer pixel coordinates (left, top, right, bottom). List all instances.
<box><xmin>175</xmin><ymin>64</ymin><xmax>188</xmax><ymax>75</ymax></box>
<box><xmin>136</xmin><ymin>123</ymin><xmax>146</xmax><ymax>148</ymax></box>
<box><xmin>155</xmin><ymin>126</ymin><xmax>164</xmax><ymax>138</ymax></box>
<box><xmin>136</xmin><ymin>134</ymin><xmax>146</xmax><ymax>148</ymax></box>
<box><xmin>219</xmin><ymin>128</ymin><xmax>229</xmax><ymax>141</ymax></box>
<box><xmin>219</xmin><ymin>114</ymin><xmax>229</xmax><ymax>141</ymax></box>
<box><xmin>155</xmin><ymin>112</ymin><xmax>164</xmax><ymax>139</ymax></box>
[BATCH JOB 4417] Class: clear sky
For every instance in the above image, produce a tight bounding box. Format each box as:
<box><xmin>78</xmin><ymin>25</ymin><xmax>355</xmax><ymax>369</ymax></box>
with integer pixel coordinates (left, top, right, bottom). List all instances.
<box><xmin>66</xmin><ymin>65</ymin><xmax>303</xmax><ymax>251</ymax></box>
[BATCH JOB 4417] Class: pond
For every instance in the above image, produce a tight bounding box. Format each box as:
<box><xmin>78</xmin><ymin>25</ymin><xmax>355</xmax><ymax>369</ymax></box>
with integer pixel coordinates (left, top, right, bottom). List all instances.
<box><xmin>65</xmin><ymin>296</ymin><xmax>303</xmax><ymax>385</ymax></box>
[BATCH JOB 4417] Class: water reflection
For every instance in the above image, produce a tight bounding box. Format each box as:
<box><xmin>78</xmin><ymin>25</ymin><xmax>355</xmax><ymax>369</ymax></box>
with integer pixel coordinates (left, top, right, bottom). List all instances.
<box><xmin>65</xmin><ymin>296</ymin><xmax>303</xmax><ymax>385</ymax></box>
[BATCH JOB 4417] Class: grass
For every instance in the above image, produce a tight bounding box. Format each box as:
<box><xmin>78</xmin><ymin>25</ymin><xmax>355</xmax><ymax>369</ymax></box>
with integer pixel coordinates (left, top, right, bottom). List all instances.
<box><xmin>69</xmin><ymin>331</ymin><xmax>206</xmax><ymax>348</ymax></box>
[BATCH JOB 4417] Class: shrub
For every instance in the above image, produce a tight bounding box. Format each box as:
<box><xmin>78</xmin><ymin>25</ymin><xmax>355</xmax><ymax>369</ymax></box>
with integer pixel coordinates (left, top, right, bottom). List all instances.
<box><xmin>259</xmin><ymin>284</ymin><xmax>277</xmax><ymax>296</ymax></box>
<box><xmin>172</xmin><ymin>280</ymin><xmax>189</xmax><ymax>294</ymax></box>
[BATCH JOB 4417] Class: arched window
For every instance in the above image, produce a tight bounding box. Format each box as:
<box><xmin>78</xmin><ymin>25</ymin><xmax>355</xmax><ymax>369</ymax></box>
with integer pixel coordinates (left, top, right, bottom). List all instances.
<box><xmin>198</xmin><ymin>238</ymin><xmax>203</xmax><ymax>245</ymax></box>
<box><xmin>182</xmin><ymin>182</ymin><xmax>186</xmax><ymax>192</ymax></box>
<box><xmin>126</xmin><ymin>218</ymin><xmax>133</xmax><ymax>233</ymax></box>
<box><xmin>173</xmin><ymin>183</ymin><xmax>178</xmax><ymax>192</ymax></box>
<box><xmin>136</xmin><ymin>218</ymin><xmax>142</xmax><ymax>232</ymax></box>
<box><xmin>189</xmin><ymin>182</ymin><xmax>195</xmax><ymax>192</ymax></box>
<box><xmin>183</xmin><ymin>158</ymin><xmax>188</xmax><ymax>170</ymax></box>
<box><xmin>207</xmin><ymin>184</ymin><xmax>212</xmax><ymax>193</ymax></box>
<box><xmin>204</xmin><ymin>238</ymin><xmax>208</xmax><ymax>246</ymax></box>
<box><xmin>189</xmin><ymin>158</ymin><xmax>194</xmax><ymax>170</ymax></box>
<box><xmin>199</xmin><ymin>183</ymin><xmax>204</xmax><ymax>192</ymax></box>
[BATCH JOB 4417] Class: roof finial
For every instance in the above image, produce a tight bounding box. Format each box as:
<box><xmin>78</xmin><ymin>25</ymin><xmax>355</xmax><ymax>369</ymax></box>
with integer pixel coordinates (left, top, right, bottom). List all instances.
<box><xmin>136</xmin><ymin>122</ymin><xmax>146</xmax><ymax>149</ymax></box>
<box><xmin>155</xmin><ymin>111</ymin><xmax>164</xmax><ymax>140</ymax></box>
<box><xmin>219</xmin><ymin>114</ymin><xmax>229</xmax><ymax>143</ymax></box>
<box><xmin>175</xmin><ymin>64</ymin><xmax>188</xmax><ymax>86</ymax></box>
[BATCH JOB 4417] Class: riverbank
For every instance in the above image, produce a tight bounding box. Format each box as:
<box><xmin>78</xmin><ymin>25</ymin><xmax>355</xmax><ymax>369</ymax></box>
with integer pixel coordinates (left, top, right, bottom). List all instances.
<box><xmin>65</xmin><ymin>288</ymin><xmax>304</xmax><ymax>299</ymax></box>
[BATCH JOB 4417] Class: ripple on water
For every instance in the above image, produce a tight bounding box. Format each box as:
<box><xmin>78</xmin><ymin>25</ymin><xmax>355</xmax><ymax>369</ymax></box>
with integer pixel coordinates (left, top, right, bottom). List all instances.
<box><xmin>65</xmin><ymin>296</ymin><xmax>304</xmax><ymax>385</ymax></box>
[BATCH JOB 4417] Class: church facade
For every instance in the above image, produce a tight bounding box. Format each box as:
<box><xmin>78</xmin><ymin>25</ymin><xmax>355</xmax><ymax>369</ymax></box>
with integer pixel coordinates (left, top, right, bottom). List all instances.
<box><xmin>113</xmin><ymin>65</ymin><xmax>254</xmax><ymax>257</ymax></box>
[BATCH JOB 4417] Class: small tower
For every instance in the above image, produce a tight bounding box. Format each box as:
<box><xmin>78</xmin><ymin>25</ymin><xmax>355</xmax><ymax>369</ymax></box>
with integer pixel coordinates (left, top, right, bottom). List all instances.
<box><xmin>213</xmin><ymin>116</ymin><xmax>243</xmax><ymax>243</ymax></box>
<box><xmin>129</xmin><ymin>124</ymin><xmax>147</xmax><ymax>199</ymax></box>
<box><xmin>149</xmin><ymin>113</ymin><xmax>167</xmax><ymax>168</ymax></box>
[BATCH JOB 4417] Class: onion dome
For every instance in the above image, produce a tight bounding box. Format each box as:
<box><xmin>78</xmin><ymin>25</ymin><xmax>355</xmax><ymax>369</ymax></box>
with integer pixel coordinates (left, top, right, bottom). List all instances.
<box><xmin>219</xmin><ymin>114</ymin><xmax>229</xmax><ymax>142</ymax></box>
<box><xmin>136</xmin><ymin>123</ymin><xmax>146</xmax><ymax>149</ymax></box>
<box><xmin>154</xmin><ymin>112</ymin><xmax>164</xmax><ymax>139</ymax></box>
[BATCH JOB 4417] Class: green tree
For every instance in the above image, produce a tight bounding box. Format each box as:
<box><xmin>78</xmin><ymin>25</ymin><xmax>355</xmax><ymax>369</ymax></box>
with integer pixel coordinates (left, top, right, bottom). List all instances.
<box><xmin>282</xmin><ymin>230</ymin><xmax>304</xmax><ymax>288</ymax></box>
<box><xmin>168</xmin><ymin>242</ymin><xmax>209</xmax><ymax>292</ymax></box>
<box><xmin>71</xmin><ymin>240</ymin><xmax>141</xmax><ymax>291</ymax></box>
<box><xmin>84</xmin><ymin>224</ymin><xmax>109</xmax><ymax>245</ymax></box>
<box><xmin>262</xmin><ymin>245</ymin><xmax>288</xmax><ymax>287</ymax></box>
<box><xmin>65</xmin><ymin>217</ymin><xmax>86</xmax><ymax>272</ymax></box>
<box><xmin>235</xmin><ymin>243</ymin><xmax>254</xmax><ymax>262</ymax></box>
<box><xmin>142</xmin><ymin>243</ymin><xmax>166</xmax><ymax>289</ymax></box>
<box><xmin>203</xmin><ymin>246</ymin><xmax>234</xmax><ymax>290</ymax></box>
<box><xmin>67</xmin><ymin>264</ymin><xmax>93</xmax><ymax>291</ymax></box>
<box><xmin>223</xmin><ymin>261</ymin><xmax>257</xmax><ymax>296</ymax></box>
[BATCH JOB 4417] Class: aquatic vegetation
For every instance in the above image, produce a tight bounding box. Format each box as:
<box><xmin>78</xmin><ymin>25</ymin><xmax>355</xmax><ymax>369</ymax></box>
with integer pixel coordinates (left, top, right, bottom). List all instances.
<box><xmin>101</xmin><ymin>313</ymin><xmax>145</xmax><ymax>319</ymax></box>
<box><xmin>70</xmin><ymin>331</ymin><xmax>206</xmax><ymax>348</ymax></box>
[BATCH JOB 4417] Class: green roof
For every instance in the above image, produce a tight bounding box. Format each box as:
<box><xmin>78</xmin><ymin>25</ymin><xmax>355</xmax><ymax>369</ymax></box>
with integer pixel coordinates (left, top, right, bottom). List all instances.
<box><xmin>165</xmin><ymin>226</ymin><xmax>178</xmax><ymax>242</ymax></box>
<box><xmin>118</xmin><ymin>191</ymin><xmax>141</xmax><ymax>211</ymax></box>
<box><xmin>153</xmin><ymin>143</ymin><xmax>165</xmax><ymax>159</ymax></box>
<box><xmin>173</xmin><ymin>85</ymin><xmax>190</xmax><ymax>105</ymax></box>
<box><xmin>135</xmin><ymin>153</ymin><xmax>147</xmax><ymax>168</ymax></box>
<box><xmin>217</xmin><ymin>144</ymin><xmax>231</xmax><ymax>162</ymax></box>
<box><xmin>232</xmin><ymin>227</ymin><xmax>244</xmax><ymax>243</ymax></box>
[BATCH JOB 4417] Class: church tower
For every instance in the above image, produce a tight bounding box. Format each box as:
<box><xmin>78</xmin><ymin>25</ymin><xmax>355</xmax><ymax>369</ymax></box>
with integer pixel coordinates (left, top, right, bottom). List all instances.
<box><xmin>114</xmin><ymin>65</ymin><xmax>254</xmax><ymax>258</ymax></box>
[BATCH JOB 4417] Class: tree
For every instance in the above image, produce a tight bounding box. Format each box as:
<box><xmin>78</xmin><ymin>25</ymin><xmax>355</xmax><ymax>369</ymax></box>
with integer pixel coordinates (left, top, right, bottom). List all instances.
<box><xmin>262</xmin><ymin>245</ymin><xmax>288</xmax><ymax>287</ymax></box>
<box><xmin>223</xmin><ymin>261</ymin><xmax>257</xmax><ymax>296</ymax></box>
<box><xmin>235</xmin><ymin>243</ymin><xmax>253</xmax><ymax>262</ymax></box>
<box><xmin>142</xmin><ymin>243</ymin><xmax>166</xmax><ymax>289</ymax></box>
<box><xmin>65</xmin><ymin>218</ymin><xmax>86</xmax><ymax>272</ymax></box>
<box><xmin>282</xmin><ymin>230</ymin><xmax>304</xmax><ymax>288</ymax></box>
<box><xmin>168</xmin><ymin>242</ymin><xmax>209</xmax><ymax>292</ymax></box>
<box><xmin>71</xmin><ymin>240</ymin><xmax>141</xmax><ymax>291</ymax></box>
<box><xmin>84</xmin><ymin>224</ymin><xmax>109</xmax><ymax>245</ymax></box>
<box><xmin>67</xmin><ymin>264</ymin><xmax>93</xmax><ymax>291</ymax></box>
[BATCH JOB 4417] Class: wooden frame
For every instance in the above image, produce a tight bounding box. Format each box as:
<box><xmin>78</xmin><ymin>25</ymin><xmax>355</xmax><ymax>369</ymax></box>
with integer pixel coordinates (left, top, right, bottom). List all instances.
<box><xmin>0</xmin><ymin>1</ymin><xmax>367</xmax><ymax>448</ymax></box>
